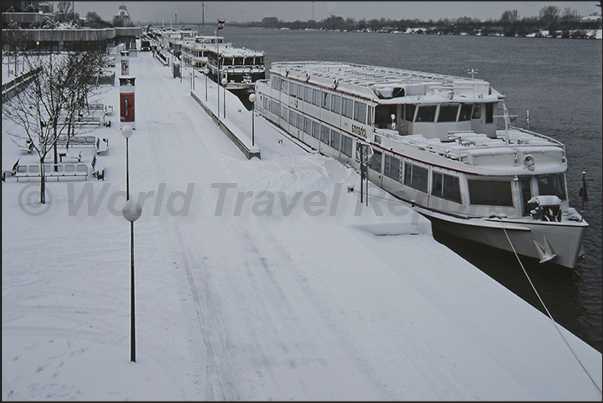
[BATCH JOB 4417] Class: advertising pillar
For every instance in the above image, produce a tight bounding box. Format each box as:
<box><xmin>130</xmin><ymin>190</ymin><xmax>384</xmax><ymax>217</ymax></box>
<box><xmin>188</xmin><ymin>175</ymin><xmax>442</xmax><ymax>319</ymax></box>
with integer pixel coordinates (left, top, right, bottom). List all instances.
<box><xmin>120</xmin><ymin>76</ymin><xmax>136</xmax><ymax>129</ymax></box>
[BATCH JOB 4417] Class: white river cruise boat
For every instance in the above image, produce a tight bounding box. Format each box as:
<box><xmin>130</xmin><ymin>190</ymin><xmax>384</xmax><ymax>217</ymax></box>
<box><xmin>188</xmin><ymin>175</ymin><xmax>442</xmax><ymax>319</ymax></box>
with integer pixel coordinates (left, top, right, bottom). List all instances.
<box><xmin>206</xmin><ymin>43</ymin><xmax>266</xmax><ymax>91</ymax></box>
<box><xmin>254</xmin><ymin>61</ymin><xmax>588</xmax><ymax>269</ymax></box>
<box><xmin>181</xmin><ymin>35</ymin><xmax>224</xmax><ymax>68</ymax></box>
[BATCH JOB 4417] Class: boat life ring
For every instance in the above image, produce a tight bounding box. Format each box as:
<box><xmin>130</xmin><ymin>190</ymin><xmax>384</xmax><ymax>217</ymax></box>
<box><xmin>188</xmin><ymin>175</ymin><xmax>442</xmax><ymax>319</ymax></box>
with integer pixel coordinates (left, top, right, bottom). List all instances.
<box><xmin>524</xmin><ymin>154</ymin><xmax>535</xmax><ymax>170</ymax></box>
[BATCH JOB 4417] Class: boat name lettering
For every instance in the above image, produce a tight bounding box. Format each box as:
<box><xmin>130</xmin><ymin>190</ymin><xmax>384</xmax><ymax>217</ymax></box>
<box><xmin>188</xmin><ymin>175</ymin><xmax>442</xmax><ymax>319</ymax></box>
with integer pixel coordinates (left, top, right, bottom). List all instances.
<box><xmin>352</xmin><ymin>124</ymin><xmax>367</xmax><ymax>138</ymax></box>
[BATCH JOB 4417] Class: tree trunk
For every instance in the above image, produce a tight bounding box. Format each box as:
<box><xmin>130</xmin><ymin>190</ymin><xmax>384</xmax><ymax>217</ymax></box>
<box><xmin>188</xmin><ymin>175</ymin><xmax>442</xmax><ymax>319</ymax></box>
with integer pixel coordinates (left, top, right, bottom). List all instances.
<box><xmin>39</xmin><ymin>159</ymin><xmax>46</xmax><ymax>204</ymax></box>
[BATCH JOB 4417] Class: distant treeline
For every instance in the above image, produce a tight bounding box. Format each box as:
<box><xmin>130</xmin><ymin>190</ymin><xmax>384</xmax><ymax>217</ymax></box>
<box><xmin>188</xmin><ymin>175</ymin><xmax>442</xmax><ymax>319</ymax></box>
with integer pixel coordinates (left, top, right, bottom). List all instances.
<box><xmin>234</xmin><ymin>6</ymin><xmax>602</xmax><ymax>38</ymax></box>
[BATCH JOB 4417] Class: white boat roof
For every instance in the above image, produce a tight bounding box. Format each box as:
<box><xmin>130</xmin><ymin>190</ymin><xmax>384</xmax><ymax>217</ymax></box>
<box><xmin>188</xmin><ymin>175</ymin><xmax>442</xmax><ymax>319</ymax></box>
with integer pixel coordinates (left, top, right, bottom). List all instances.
<box><xmin>376</xmin><ymin>127</ymin><xmax>566</xmax><ymax>174</ymax></box>
<box><xmin>269</xmin><ymin>61</ymin><xmax>502</xmax><ymax>103</ymax></box>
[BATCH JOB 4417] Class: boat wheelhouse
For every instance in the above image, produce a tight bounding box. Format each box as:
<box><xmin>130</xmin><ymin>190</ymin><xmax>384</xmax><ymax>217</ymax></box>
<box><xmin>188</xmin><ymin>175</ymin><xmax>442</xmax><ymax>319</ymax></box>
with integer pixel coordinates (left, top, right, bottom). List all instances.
<box><xmin>254</xmin><ymin>61</ymin><xmax>588</xmax><ymax>269</ymax></box>
<box><xmin>181</xmin><ymin>35</ymin><xmax>224</xmax><ymax>68</ymax></box>
<box><xmin>206</xmin><ymin>43</ymin><xmax>266</xmax><ymax>91</ymax></box>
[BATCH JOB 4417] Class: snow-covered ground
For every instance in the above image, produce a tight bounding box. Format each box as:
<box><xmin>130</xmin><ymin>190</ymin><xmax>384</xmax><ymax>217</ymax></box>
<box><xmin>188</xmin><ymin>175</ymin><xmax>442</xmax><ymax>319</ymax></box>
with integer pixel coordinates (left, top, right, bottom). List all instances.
<box><xmin>2</xmin><ymin>51</ymin><xmax>601</xmax><ymax>400</ymax></box>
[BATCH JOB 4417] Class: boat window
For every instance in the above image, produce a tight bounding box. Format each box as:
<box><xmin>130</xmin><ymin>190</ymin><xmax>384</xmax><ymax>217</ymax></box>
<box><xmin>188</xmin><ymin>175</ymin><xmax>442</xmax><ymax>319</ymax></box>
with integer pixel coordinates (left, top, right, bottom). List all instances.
<box><xmin>341</xmin><ymin>135</ymin><xmax>354</xmax><ymax>157</ymax></box>
<box><xmin>305</xmin><ymin>87</ymin><xmax>312</xmax><ymax>103</ymax></box>
<box><xmin>234</xmin><ymin>57</ymin><xmax>243</xmax><ymax>65</ymax></box>
<box><xmin>384</xmin><ymin>154</ymin><xmax>400</xmax><ymax>181</ymax></box>
<box><xmin>342</xmin><ymin>98</ymin><xmax>354</xmax><ymax>119</ymax></box>
<box><xmin>330</xmin><ymin>129</ymin><xmax>341</xmax><ymax>150</ymax></box>
<box><xmin>404</xmin><ymin>162</ymin><xmax>428</xmax><ymax>193</ymax></box>
<box><xmin>256</xmin><ymin>56</ymin><xmax>263</xmax><ymax>65</ymax></box>
<box><xmin>537</xmin><ymin>173</ymin><xmax>567</xmax><ymax>200</ymax></box>
<box><xmin>369</xmin><ymin>150</ymin><xmax>382</xmax><ymax>172</ymax></box>
<box><xmin>375</xmin><ymin>104</ymin><xmax>397</xmax><ymax>128</ymax></box>
<box><xmin>459</xmin><ymin>104</ymin><xmax>472</xmax><ymax>121</ymax></box>
<box><xmin>354</xmin><ymin>101</ymin><xmax>367</xmax><ymax>124</ymax></box>
<box><xmin>330</xmin><ymin>94</ymin><xmax>341</xmax><ymax>113</ymax></box>
<box><xmin>296</xmin><ymin>113</ymin><xmax>303</xmax><ymax>129</ymax></box>
<box><xmin>432</xmin><ymin>172</ymin><xmax>462</xmax><ymax>203</ymax></box>
<box><xmin>312</xmin><ymin>121</ymin><xmax>320</xmax><ymax>138</ymax></box>
<box><xmin>304</xmin><ymin>117</ymin><xmax>312</xmax><ymax>134</ymax></box>
<box><xmin>437</xmin><ymin>105</ymin><xmax>459</xmax><ymax>122</ymax></box>
<box><xmin>280</xmin><ymin>79</ymin><xmax>288</xmax><ymax>93</ymax></box>
<box><xmin>472</xmin><ymin>104</ymin><xmax>481</xmax><ymax>119</ymax></box>
<box><xmin>289</xmin><ymin>110</ymin><xmax>296</xmax><ymax>125</ymax></box>
<box><xmin>312</xmin><ymin>89</ymin><xmax>321</xmax><ymax>106</ymax></box>
<box><xmin>468</xmin><ymin>180</ymin><xmax>513</xmax><ymax>206</ymax></box>
<box><xmin>485</xmin><ymin>103</ymin><xmax>494</xmax><ymax>124</ymax></box>
<box><xmin>281</xmin><ymin>105</ymin><xmax>288</xmax><ymax>119</ymax></box>
<box><xmin>297</xmin><ymin>83</ymin><xmax>304</xmax><ymax>99</ymax></box>
<box><xmin>416</xmin><ymin>105</ymin><xmax>436</xmax><ymax>122</ymax></box>
<box><xmin>404</xmin><ymin>104</ymin><xmax>416</xmax><ymax>122</ymax></box>
<box><xmin>271</xmin><ymin>76</ymin><xmax>281</xmax><ymax>89</ymax></box>
<box><xmin>289</xmin><ymin>82</ymin><xmax>297</xmax><ymax>97</ymax></box>
<box><xmin>322</xmin><ymin>92</ymin><xmax>331</xmax><ymax>109</ymax></box>
<box><xmin>321</xmin><ymin>125</ymin><xmax>330</xmax><ymax>143</ymax></box>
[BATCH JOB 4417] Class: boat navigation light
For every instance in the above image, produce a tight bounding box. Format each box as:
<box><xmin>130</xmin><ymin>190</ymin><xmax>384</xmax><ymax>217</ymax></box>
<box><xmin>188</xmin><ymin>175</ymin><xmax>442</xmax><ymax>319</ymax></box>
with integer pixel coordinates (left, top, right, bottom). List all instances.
<box><xmin>391</xmin><ymin>114</ymin><xmax>396</xmax><ymax>130</ymax></box>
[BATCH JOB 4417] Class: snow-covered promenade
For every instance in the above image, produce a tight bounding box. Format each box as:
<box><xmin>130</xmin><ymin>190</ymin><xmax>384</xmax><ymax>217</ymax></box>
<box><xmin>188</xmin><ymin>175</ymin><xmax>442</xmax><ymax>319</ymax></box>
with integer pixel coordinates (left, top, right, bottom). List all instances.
<box><xmin>2</xmin><ymin>51</ymin><xmax>601</xmax><ymax>400</ymax></box>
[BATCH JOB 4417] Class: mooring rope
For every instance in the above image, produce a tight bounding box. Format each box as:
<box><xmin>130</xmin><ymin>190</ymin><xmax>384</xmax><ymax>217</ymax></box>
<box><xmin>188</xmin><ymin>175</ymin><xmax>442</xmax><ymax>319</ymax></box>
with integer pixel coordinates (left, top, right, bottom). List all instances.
<box><xmin>500</xmin><ymin>222</ymin><xmax>602</xmax><ymax>395</ymax></box>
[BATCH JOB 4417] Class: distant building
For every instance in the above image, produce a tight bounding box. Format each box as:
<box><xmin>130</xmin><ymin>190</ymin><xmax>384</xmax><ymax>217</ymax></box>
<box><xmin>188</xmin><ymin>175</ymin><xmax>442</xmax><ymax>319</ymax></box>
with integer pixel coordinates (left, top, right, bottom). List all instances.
<box><xmin>113</xmin><ymin>4</ymin><xmax>131</xmax><ymax>27</ymax></box>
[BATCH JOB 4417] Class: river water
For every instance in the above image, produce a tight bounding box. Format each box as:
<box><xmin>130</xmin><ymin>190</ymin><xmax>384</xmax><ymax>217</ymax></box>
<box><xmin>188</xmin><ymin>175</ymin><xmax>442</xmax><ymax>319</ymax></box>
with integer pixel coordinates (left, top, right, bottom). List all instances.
<box><xmin>198</xmin><ymin>26</ymin><xmax>602</xmax><ymax>353</ymax></box>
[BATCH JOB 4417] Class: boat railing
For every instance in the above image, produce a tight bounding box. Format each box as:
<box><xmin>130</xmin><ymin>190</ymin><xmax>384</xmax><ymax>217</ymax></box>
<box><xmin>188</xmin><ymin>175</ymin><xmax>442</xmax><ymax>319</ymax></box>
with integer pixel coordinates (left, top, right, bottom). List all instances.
<box><xmin>509</xmin><ymin>126</ymin><xmax>565</xmax><ymax>151</ymax></box>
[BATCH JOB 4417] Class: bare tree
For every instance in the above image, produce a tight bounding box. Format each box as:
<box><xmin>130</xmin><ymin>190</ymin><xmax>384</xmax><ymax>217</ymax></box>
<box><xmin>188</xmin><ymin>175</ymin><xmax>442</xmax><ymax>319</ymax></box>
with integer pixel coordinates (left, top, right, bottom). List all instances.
<box><xmin>2</xmin><ymin>50</ymin><xmax>108</xmax><ymax>204</ymax></box>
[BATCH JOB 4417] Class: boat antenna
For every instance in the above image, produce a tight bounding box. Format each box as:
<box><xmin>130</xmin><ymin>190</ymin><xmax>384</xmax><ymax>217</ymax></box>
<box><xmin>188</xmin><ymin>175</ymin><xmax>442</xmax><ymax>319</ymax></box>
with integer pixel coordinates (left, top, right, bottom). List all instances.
<box><xmin>526</xmin><ymin>109</ymin><xmax>530</xmax><ymax>130</ymax></box>
<box><xmin>467</xmin><ymin>68</ymin><xmax>477</xmax><ymax>98</ymax></box>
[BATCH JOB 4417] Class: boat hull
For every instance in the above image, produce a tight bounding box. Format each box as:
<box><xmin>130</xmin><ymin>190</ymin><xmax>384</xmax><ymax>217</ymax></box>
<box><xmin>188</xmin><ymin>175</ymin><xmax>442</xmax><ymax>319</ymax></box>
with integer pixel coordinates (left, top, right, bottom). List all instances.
<box><xmin>416</xmin><ymin>207</ymin><xmax>588</xmax><ymax>269</ymax></box>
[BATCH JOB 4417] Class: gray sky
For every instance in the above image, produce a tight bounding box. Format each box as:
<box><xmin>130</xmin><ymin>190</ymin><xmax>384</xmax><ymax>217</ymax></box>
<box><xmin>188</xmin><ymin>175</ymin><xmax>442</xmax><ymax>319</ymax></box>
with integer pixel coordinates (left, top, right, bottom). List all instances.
<box><xmin>74</xmin><ymin>1</ymin><xmax>601</xmax><ymax>24</ymax></box>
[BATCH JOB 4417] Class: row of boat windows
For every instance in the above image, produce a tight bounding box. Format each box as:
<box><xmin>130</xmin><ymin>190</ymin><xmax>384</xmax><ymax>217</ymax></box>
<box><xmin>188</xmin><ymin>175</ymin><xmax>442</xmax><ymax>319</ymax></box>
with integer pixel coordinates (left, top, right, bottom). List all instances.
<box><xmin>271</xmin><ymin>76</ymin><xmax>370</xmax><ymax>124</ymax></box>
<box><xmin>271</xmin><ymin>75</ymin><xmax>495</xmax><ymax>127</ymax></box>
<box><xmin>264</xmin><ymin>97</ymin><xmax>355</xmax><ymax>157</ymax></box>
<box><xmin>207</xmin><ymin>53</ymin><xmax>264</xmax><ymax>67</ymax></box>
<box><xmin>375</xmin><ymin>157</ymin><xmax>566</xmax><ymax>206</ymax></box>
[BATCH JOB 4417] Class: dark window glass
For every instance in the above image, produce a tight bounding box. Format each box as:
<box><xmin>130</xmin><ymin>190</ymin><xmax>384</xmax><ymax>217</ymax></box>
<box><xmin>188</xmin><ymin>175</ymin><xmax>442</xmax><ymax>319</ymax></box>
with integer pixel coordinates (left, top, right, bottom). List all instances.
<box><xmin>468</xmin><ymin>180</ymin><xmax>513</xmax><ymax>206</ymax></box>
<box><xmin>354</xmin><ymin>101</ymin><xmax>367</xmax><ymax>124</ymax></box>
<box><xmin>369</xmin><ymin>150</ymin><xmax>382</xmax><ymax>172</ymax></box>
<box><xmin>437</xmin><ymin>105</ymin><xmax>459</xmax><ymax>122</ymax></box>
<box><xmin>404</xmin><ymin>162</ymin><xmax>428</xmax><ymax>193</ymax></box>
<box><xmin>312</xmin><ymin>89</ymin><xmax>321</xmax><ymax>106</ymax></box>
<box><xmin>342</xmin><ymin>98</ymin><xmax>354</xmax><ymax>118</ymax></box>
<box><xmin>472</xmin><ymin>103</ymin><xmax>481</xmax><ymax>119</ymax></box>
<box><xmin>341</xmin><ymin>135</ymin><xmax>353</xmax><ymax>157</ymax></box>
<box><xmin>384</xmin><ymin>154</ymin><xmax>400</xmax><ymax>181</ymax></box>
<box><xmin>320</xmin><ymin>125</ymin><xmax>330</xmax><ymax>143</ymax></box>
<box><xmin>331</xmin><ymin>94</ymin><xmax>341</xmax><ymax>113</ymax></box>
<box><xmin>405</xmin><ymin>104</ymin><xmax>416</xmax><ymax>122</ymax></box>
<box><xmin>312</xmin><ymin>121</ymin><xmax>320</xmax><ymax>138</ymax></box>
<box><xmin>486</xmin><ymin>103</ymin><xmax>494</xmax><ymax>123</ymax></box>
<box><xmin>330</xmin><ymin>130</ymin><xmax>341</xmax><ymax>150</ymax></box>
<box><xmin>537</xmin><ymin>173</ymin><xmax>567</xmax><ymax>200</ymax></box>
<box><xmin>459</xmin><ymin>104</ymin><xmax>472</xmax><ymax>121</ymax></box>
<box><xmin>322</xmin><ymin>92</ymin><xmax>331</xmax><ymax>109</ymax></box>
<box><xmin>416</xmin><ymin>105</ymin><xmax>436</xmax><ymax>122</ymax></box>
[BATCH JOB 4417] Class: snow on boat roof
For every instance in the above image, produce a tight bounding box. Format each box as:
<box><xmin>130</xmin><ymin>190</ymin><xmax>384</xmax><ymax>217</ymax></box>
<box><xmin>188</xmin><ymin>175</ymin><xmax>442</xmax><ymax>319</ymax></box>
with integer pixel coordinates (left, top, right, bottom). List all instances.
<box><xmin>269</xmin><ymin>61</ymin><xmax>503</xmax><ymax>102</ymax></box>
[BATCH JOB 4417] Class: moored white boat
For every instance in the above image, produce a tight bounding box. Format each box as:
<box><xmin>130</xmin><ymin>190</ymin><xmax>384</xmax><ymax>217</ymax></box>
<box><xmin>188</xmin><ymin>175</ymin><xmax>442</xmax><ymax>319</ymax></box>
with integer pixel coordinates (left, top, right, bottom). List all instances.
<box><xmin>254</xmin><ymin>61</ymin><xmax>588</xmax><ymax>268</ymax></box>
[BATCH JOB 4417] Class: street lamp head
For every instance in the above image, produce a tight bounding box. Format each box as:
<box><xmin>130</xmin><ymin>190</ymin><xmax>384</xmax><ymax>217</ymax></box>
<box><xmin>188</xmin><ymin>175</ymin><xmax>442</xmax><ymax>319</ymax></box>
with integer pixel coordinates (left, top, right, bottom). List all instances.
<box><xmin>121</xmin><ymin>125</ymin><xmax>133</xmax><ymax>139</ymax></box>
<box><xmin>249</xmin><ymin>93</ymin><xmax>256</xmax><ymax>103</ymax></box>
<box><xmin>221</xmin><ymin>77</ymin><xmax>228</xmax><ymax>86</ymax></box>
<box><xmin>122</xmin><ymin>199</ymin><xmax>142</xmax><ymax>222</ymax></box>
<box><xmin>204</xmin><ymin>67</ymin><xmax>209</xmax><ymax>74</ymax></box>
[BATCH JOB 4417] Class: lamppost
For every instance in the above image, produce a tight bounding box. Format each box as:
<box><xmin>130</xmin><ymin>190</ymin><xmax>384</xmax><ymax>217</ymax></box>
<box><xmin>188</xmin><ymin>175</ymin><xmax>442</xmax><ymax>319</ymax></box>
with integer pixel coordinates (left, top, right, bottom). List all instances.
<box><xmin>221</xmin><ymin>77</ymin><xmax>227</xmax><ymax>119</ymax></box>
<box><xmin>204</xmin><ymin>67</ymin><xmax>209</xmax><ymax>102</ymax></box>
<box><xmin>120</xmin><ymin>124</ymin><xmax>141</xmax><ymax>363</ymax></box>
<box><xmin>249</xmin><ymin>93</ymin><xmax>256</xmax><ymax>146</ymax></box>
